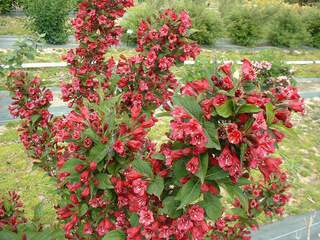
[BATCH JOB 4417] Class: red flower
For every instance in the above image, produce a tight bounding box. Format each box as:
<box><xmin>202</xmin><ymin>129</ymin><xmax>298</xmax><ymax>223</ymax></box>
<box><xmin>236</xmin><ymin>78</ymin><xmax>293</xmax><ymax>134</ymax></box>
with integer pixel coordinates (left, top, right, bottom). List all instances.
<box><xmin>186</xmin><ymin>156</ymin><xmax>200</xmax><ymax>174</ymax></box>
<box><xmin>159</xmin><ymin>24</ymin><xmax>169</xmax><ymax>37</ymax></box>
<box><xmin>216</xmin><ymin>145</ymin><xmax>241</xmax><ymax>179</ymax></box>
<box><xmin>96</xmin><ymin>218</ymin><xmax>114</xmax><ymax>237</ymax></box>
<box><xmin>188</xmin><ymin>205</ymin><xmax>205</xmax><ymax>222</ymax></box>
<box><xmin>226</xmin><ymin>123</ymin><xmax>242</xmax><ymax>144</ymax></box>
<box><xmin>218</xmin><ymin>62</ymin><xmax>232</xmax><ymax>76</ymax></box>
<box><xmin>83</xmin><ymin>222</ymin><xmax>93</xmax><ymax>235</ymax></box>
<box><xmin>242</xmin><ymin>59</ymin><xmax>256</xmax><ymax>81</ymax></box>
<box><xmin>81</xmin><ymin>186</ymin><xmax>90</xmax><ymax>198</ymax></box>
<box><xmin>139</xmin><ymin>210</ymin><xmax>154</xmax><ymax>226</ymax></box>
<box><xmin>127</xmin><ymin>140</ymin><xmax>142</xmax><ymax>151</ymax></box>
<box><xmin>132</xmin><ymin>178</ymin><xmax>148</xmax><ymax>196</ymax></box>
<box><xmin>113</xmin><ymin>140</ymin><xmax>125</xmax><ymax>156</ymax></box>
<box><xmin>259</xmin><ymin>157</ymin><xmax>282</xmax><ymax>179</ymax></box>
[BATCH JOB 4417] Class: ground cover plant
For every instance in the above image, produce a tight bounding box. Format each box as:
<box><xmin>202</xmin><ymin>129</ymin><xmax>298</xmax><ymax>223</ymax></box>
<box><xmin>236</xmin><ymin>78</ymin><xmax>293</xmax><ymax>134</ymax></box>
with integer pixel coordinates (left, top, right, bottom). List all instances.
<box><xmin>1</xmin><ymin>0</ymin><xmax>306</xmax><ymax>239</ymax></box>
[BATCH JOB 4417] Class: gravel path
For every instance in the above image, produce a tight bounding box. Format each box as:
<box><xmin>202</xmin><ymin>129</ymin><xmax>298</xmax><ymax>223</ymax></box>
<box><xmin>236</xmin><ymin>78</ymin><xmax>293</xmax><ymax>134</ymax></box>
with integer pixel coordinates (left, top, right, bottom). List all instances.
<box><xmin>252</xmin><ymin>211</ymin><xmax>320</xmax><ymax>240</ymax></box>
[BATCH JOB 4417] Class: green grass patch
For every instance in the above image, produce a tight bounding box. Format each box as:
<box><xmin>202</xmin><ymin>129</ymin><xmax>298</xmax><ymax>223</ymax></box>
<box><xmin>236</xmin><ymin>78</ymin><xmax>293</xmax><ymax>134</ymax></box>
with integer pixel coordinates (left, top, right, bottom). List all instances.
<box><xmin>0</xmin><ymin>16</ymin><xmax>32</xmax><ymax>36</ymax></box>
<box><xmin>0</xmin><ymin>128</ymin><xmax>59</xmax><ymax>225</ymax></box>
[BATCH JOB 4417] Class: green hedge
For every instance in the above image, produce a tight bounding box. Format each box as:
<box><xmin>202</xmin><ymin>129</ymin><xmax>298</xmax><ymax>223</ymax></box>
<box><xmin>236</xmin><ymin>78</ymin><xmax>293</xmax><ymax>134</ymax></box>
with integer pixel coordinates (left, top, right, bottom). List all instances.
<box><xmin>303</xmin><ymin>8</ymin><xmax>320</xmax><ymax>48</ymax></box>
<box><xmin>0</xmin><ymin>0</ymin><xmax>13</xmax><ymax>14</ymax></box>
<box><xmin>121</xmin><ymin>0</ymin><xmax>223</xmax><ymax>46</ymax></box>
<box><xmin>23</xmin><ymin>0</ymin><xmax>70</xmax><ymax>44</ymax></box>
<box><xmin>226</xmin><ymin>5</ymin><xmax>264</xmax><ymax>46</ymax></box>
<box><xmin>120</xmin><ymin>2</ymin><xmax>157</xmax><ymax>46</ymax></box>
<box><xmin>268</xmin><ymin>8</ymin><xmax>309</xmax><ymax>48</ymax></box>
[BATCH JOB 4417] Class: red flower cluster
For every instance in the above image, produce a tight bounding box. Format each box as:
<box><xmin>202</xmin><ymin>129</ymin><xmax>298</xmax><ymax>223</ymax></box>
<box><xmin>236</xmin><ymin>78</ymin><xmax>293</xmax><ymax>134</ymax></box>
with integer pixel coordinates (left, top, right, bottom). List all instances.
<box><xmin>0</xmin><ymin>192</ymin><xmax>27</xmax><ymax>232</ymax></box>
<box><xmin>61</xmin><ymin>0</ymin><xmax>134</xmax><ymax>105</ymax></box>
<box><xmin>7</xmin><ymin>71</ymin><xmax>55</xmax><ymax>170</ymax></box>
<box><xmin>116</xmin><ymin>9</ymin><xmax>200</xmax><ymax>118</ymax></box>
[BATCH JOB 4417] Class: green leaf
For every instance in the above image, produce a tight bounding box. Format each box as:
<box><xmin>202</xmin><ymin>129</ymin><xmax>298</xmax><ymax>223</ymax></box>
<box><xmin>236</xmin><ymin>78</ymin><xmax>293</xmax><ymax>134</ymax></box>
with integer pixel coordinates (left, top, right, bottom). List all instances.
<box><xmin>147</xmin><ymin>175</ymin><xmax>164</xmax><ymax>198</ymax></box>
<box><xmin>0</xmin><ymin>231</ymin><xmax>19</xmax><ymax>240</ymax></box>
<box><xmin>33</xmin><ymin>202</ymin><xmax>44</xmax><ymax>222</ymax></box>
<box><xmin>129</xmin><ymin>213</ymin><xmax>139</xmax><ymax>227</ymax></box>
<box><xmin>206</xmin><ymin>166</ymin><xmax>229</xmax><ymax>181</ymax></box>
<box><xmin>173</xmin><ymin>95</ymin><xmax>203</xmax><ymax>121</ymax></box>
<box><xmin>132</xmin><ymin>159</ymin><xmax>154</xmax><ymax>178</ymax></box>
<box><xmin>240</xmin><ymin>143</ymin><xmax>248</xmax><ymax>162</ymax></box>
<box><xmin>102</xmin><ymin>230</ymin><xmax>126</xmax><ymax>240</ymax></box>
<box><xmin>266</xmin><ymin>102</ymin><xmax>275</xmax><ymax>125</ymax></box>
<box><xmin>175</xmin><ymin>179</ymin><xmax>201</xmax><ymax>209</ymax></box>
<box><xmin>79</xmin><ymin>204</ymin><xmax>88</xmax><ymax>216</ymax></box>
<box><xmin>88</xmin><ymin>144</ymin><xmax>108</xmax><ymax>163</ymax></box>
<box><xmin>96</xmin><ymin>174</ymin><xmax>113</xmax><ymax>190</ymax></box>
<box><xmin>200</xmin><ymin>192</ymin><xmax>223</xmax><ymax>222</ymax></box>
<box><xmin>238</xmin><ymin>104</ymin><xmax>261</xmax><ymax>114</ymax></box>
<box><xmin>151</xmin><ymin>153</ymin><xmax>165</xmax><ymax>161</ymax></box>
<box><xmin>202</xmin><ymin>121</ymin><xmax>221</xmax><ymax>150</ymax></box>
<box><xmin>172</xmin><ymin>158</ymin><xmax>189</xmax><ymax>184</ymax></box>
<box><xmin>31</xmin><ymin>114</ymin><xmax>41</xmax><ymax>124</ymax></box>
<box><xmin>83</xmin><ymin>128</ymin><xmax>101</xmax><ymax>144</ymax></box>
<box><xmin>223</xmin><ymin>184</ymin><xmax>248</xmax><ymax>212</ymax></box>
<box><xmin>160</xmin><ymin>196</ymin><xmax>182</xmax><ymax>218</ymax></box>
<box><xmin>61</xmin><ymin>158</ymin><xmax>86</xmax><ymax>172</ymax></box>
<box><xmin>195</xmin><ymin>153</ymin><xmax>209</xmax><ymax>183</ymax></box>
<box><xmin>237</xmin><ymin>177</ymin><xmax>252</xmax><ymax>186</ymax></box>
<box><xmin>215</xmin><ymin>100</ymin><xmax>234</xmax><ymax>118</ymax></box>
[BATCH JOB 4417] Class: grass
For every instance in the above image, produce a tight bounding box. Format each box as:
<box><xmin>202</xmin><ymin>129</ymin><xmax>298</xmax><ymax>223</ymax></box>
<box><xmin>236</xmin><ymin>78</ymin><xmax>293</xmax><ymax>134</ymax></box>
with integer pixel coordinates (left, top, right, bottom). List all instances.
<box><xmin>1</xmin><ymin>100</ymin><xmax>319</xmax><ymax>225</ymax></box>
<box><xmin>0</xmin><ymin>16</ymin><xmax>31</xmax><ymax>36</ymax></box>
<box><xmin>280</xmin><ymin>100</ymin><xmax>320</xmax><ymax>216</ymax></box>
<box><xmin>0</xmin><ymin>124</ymin><xmax>58</xmax><ymax>225</ymax></box>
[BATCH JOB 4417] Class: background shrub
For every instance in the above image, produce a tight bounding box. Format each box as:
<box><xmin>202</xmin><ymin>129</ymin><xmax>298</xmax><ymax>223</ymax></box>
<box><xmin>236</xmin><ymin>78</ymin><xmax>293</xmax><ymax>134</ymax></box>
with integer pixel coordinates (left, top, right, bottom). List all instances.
<box><xmin>268</xmin><ymin>7</ymin><xmax>309</xmax><ymax>48</ymax></box>
<box><xmin>0</xmin><ymin>0</ymin><xmax>14</xmax><ymax>14</ymax></box>
<box><xmin>303</xmin><ymin>7</ymin><xmax>320</xmax><ymax>48</ymax></box>
<box><xmin>226</xmin><ymin>5</ymin><xmax>264</xmax><ymax>46</ymax></box>
<box><xmin>121</xmin><ymin>0</ymin><xmax>223</xmax><ymax>46</ymax></box>
<box><xmin>23</xmin><ymin>0</ymin><xmax>70</xmax><ymax>44</ymax></box>
<box><xmin>120</xmin><ymin>2</ymin><xmax>157</xmax><ymax>45</ymax></box>
<box><xmin>172</xmin><ymin>0</ymin><xmax>223</xmax><ymax>45</ymax></box>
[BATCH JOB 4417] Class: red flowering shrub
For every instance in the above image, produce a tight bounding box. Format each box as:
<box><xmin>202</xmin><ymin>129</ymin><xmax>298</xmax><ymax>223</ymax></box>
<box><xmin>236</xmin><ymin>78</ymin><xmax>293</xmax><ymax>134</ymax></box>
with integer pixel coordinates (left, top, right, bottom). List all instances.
<box><xmin>7</xmin><ymin>71</ymin><xmax>56</xmax><ymax>172</ymax></box>
<box><xmin>0</xmin><ymin>192</ymin><xmax>26</xmax><ymax>232</ymax></box>
<box><xmin>7</xmin><ymin>1</ymin><xmax>304</xmax><ymax>239</ymax></box>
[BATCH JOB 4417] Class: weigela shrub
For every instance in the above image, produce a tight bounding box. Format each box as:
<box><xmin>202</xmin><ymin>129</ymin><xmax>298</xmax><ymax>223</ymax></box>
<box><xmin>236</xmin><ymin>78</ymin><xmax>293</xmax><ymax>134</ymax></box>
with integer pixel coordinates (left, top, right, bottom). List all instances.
<box><xmin>0</xmin><ymin>192</ymin><xmax>26</xmax><ymax>233</ymax></box>
<box><xmin>8</xmin><ymin>0</ymin><xmax>304</xmax><ymax>239</ymax></box>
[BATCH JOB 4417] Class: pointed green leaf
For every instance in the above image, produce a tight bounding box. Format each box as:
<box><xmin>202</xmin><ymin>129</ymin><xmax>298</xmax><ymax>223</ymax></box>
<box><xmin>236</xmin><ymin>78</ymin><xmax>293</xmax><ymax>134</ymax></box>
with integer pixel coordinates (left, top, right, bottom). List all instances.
<box><xmin>266</xmin><ymin>102</ymin><xmax>275</xmax><ymax>125</ymax></box>
<box><xmin>206</xmin><ymin>166</ymin><xmax>229</xmax><ymax>181</ymax></box>
<box><xmin>88</xmin><ymin>144</ymin><xmax>108</xmax><ymax>163</ymax></box>
<box><xmin>215</xmin><ymin>100</ymin><xmax>234</xmax><ymax>118</ymax></box>
<box><xmin>202</xmin><ymin>121</ymin><xmax>221</xmax><ymax>150</ymax></box>
<box><xmin>61</xmin><ymin>158</ymin><xmax>86</xmax><ymax>172</ymax></box>
<box><xmin>223</xmin><ymin>184</ymin><xmax>248</xmax><ymax>212</ymax></box>
<box><xmin>147</xmin><ymin>175</ymin><xmax>164</xmax><ymax>198</ymax></box>
<box><xmin>175</xmin><ymin>179</ymin><xmax>201</xmax><ymax>209</ymax></box>
<box><xmin>96</xmin><ymin>174</ymin><xmax>113</xmax><ymax>189</ymax></box>
<box><xmin>102</xmin><ymin>230</ymin><xmax>126</xmax><ymax>240</ymax></box>
<box><xmin>200</xmin><ymin>192</ymin><xmax>223</xmax><ymax>222</ymax></box>
<box><xmin>132</xmin><ymin>159</ymin><xmax>154</xmax><ymax>178</ymax></box>
<box><xmin>195</xmin><ymin>153</ymin><xmax>209</xmax><ymax>183</ymax></box>
<box><xmin>160</xmin><ymin>196</ymin><xmax>183</xmax><ymax>218</ymax></box>
<box><xmin>238</xmin><ymin>104</ymin><xmax>261</xmax><ymax>114</ymax></box>
<box><xmin>173</xmin><ymin>95</ymin><xmax>203</xmax><ymax>121</ymax></box>
<box><xmin>151</xmin><ymin>153</ymin><xmax>165</xmax><ymax>161</ymax></box>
